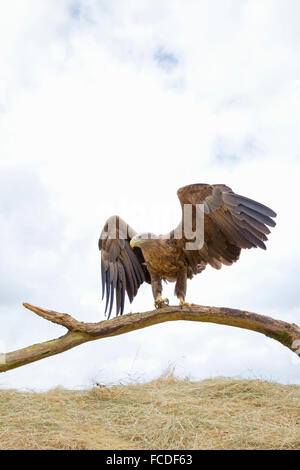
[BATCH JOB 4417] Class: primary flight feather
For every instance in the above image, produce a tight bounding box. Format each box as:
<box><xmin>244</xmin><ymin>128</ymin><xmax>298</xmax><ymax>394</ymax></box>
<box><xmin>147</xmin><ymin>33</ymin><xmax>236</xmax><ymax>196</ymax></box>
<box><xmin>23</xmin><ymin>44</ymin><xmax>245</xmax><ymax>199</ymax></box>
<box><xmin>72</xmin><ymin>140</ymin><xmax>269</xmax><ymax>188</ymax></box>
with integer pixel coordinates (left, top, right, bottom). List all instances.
<box><xmin>99</xmin><ymin>183</ymin><xmax>276</xmax><ymax>318</ymax></box>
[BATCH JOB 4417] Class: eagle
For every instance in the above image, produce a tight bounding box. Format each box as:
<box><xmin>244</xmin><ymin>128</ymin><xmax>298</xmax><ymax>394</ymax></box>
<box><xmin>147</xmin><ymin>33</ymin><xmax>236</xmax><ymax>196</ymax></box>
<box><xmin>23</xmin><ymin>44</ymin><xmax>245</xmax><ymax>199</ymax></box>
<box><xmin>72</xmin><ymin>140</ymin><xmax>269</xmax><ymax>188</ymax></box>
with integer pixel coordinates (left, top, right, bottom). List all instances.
<box><xmin>99</xmin><ymin>183</ymin><xmax>276</xmax><ymax>318</ymax></box>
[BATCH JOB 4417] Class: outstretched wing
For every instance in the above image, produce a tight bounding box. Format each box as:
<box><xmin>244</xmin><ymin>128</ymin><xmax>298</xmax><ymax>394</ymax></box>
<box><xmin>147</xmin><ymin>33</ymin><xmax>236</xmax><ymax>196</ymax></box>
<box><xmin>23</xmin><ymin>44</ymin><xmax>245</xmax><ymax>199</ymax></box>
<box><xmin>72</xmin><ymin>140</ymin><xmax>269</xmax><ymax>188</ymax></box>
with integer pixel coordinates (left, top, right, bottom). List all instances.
<box><xmin>99</xmin><ymin>216</ymin><xmax>150</xmax><ymax>318</ymax></box>
<box><xmin>177</xmin><ymin>183</ymin><xmax>276</xmax><ymax>270</ymax></box>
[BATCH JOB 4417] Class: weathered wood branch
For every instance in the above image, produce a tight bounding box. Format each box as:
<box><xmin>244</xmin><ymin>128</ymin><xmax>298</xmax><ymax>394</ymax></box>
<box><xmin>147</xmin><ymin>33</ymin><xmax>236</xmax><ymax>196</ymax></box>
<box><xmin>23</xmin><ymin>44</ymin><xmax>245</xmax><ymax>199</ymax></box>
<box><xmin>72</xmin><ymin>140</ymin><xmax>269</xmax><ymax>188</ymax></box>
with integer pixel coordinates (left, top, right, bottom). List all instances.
<box><xmin>0</xmin><ymin>303</ymin><xmax>299</xmax><ymax>373</ymax></box>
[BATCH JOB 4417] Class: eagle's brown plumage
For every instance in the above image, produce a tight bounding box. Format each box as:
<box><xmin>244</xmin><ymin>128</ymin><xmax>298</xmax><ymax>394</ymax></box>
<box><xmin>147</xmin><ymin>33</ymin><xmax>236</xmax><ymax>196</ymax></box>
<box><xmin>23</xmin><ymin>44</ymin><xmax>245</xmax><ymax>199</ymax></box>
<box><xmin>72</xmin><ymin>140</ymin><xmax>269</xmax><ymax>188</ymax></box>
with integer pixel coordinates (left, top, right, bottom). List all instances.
<box><xmin>99</xmin><ymin>183</ymin><xmax>276</xmax><ymax>318</ymax></box>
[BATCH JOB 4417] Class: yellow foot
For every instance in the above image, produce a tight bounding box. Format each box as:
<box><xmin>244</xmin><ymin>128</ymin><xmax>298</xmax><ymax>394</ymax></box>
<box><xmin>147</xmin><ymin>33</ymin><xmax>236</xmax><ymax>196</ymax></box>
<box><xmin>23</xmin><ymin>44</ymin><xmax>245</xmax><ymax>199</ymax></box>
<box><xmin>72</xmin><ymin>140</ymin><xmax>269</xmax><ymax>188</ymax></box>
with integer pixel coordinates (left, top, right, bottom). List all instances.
<box><xmin>154</xmin><ymin>295</ymin><xmax>169</xmax><ymax>309</ymax></box>
<box><xmin>179</xmin><ymin>297</ymin><xmax>191</xmax><ymax>307</ymax></box>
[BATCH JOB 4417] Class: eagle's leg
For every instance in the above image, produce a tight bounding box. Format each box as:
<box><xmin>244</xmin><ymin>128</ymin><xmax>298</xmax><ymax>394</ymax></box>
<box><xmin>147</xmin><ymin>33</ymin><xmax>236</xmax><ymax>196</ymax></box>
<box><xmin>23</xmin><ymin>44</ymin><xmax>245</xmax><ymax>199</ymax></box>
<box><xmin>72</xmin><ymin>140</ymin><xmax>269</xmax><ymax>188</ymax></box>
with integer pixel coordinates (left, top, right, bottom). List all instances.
<box><xmin>175</xmin><ymin>270</ymin><xmax>191</xmax><ymax>307</ymax></box>
<box><xmin>151</xmin><ymin>275</ymin><xmax>169</xmax><ymax>308</ymax></box>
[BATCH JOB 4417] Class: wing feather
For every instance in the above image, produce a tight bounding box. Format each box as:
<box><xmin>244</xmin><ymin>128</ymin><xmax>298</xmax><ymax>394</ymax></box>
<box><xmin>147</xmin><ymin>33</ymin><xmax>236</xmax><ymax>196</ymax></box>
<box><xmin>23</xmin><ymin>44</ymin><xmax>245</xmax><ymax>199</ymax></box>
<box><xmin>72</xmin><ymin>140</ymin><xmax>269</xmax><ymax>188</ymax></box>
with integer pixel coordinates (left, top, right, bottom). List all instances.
<box><xmin>223</xmin><ymin>193</ymin><xmax>277</xmax><ymax>218</ymax></box>
<box><xmin>99</xmin><ymin>215</ymin><xmax>150</xmax><ymax>317</ymax></box>
<box><xmin>232</xmin><ymin>204</ymin><xmax>276</xmax><ymax>227</ymax></box>
<box><xmin>177</xmin><ymin>183</ymin><xmax>276</xmax><ymax>271</ymax></box>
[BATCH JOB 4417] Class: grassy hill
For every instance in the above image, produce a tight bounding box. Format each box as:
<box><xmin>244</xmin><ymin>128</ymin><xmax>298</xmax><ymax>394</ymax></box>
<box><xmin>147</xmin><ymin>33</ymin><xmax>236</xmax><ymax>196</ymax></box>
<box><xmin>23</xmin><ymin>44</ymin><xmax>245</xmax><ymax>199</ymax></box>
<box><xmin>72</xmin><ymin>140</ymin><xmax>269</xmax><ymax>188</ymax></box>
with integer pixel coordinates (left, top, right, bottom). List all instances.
<box><xmin>0</xmin><ymin>374</ymin><xmax>299</xmax><ymax>450</ymax></box>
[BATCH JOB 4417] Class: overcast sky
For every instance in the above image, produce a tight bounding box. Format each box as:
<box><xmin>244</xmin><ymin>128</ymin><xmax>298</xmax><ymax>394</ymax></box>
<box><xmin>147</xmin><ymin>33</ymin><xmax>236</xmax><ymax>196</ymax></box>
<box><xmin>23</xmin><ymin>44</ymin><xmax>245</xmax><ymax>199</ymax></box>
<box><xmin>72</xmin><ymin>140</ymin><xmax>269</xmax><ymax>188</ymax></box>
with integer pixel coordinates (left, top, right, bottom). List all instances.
<box><xmin>0</xmin><ymin>0</ymin><xmax>299</xmax><ymax>391</ymax></box>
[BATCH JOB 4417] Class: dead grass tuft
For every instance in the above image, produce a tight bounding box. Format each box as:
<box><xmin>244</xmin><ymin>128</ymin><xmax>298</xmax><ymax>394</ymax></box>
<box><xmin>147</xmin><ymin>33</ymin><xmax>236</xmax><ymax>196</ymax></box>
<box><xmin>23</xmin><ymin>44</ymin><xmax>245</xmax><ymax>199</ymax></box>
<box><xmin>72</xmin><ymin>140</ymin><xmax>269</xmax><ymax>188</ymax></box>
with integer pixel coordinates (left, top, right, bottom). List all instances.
<box><xmin>0</xmin><ymin>374</ymin><xmax>299</xmax><ymax>450</ymax></box>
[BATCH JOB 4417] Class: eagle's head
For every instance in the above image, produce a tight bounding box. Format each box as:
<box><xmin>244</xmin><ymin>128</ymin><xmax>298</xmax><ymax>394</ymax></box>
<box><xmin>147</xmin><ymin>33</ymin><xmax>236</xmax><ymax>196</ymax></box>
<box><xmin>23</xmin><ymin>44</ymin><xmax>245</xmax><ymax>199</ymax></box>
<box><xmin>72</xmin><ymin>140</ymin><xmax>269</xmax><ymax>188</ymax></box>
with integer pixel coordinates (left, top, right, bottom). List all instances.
<box><xmin>130</xmin><ymin>232</ymin><xmax>156</xmax><ymax>248</ymax></box>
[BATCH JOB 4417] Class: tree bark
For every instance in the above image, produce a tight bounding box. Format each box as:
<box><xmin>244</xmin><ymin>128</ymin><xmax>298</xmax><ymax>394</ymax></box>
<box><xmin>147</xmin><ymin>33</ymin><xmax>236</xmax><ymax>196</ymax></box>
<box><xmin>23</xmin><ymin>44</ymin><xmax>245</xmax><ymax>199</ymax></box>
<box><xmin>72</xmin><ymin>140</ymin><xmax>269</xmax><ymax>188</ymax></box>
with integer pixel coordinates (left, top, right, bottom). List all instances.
<box><xmin>0</xmin><ymin>302</ymin><xmax>299</xmax><ymax>373</ymax></box>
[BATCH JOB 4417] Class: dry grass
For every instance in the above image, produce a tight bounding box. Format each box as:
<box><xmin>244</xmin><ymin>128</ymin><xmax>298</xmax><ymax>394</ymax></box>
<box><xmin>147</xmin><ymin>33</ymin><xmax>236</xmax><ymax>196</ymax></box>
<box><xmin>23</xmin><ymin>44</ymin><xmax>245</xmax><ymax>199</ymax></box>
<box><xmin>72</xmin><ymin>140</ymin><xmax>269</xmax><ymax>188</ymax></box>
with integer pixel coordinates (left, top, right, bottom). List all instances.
<box><xmin>0</xmin><ymin>374</ymin><xmax>299</xmax><ymax>450</ymax></box>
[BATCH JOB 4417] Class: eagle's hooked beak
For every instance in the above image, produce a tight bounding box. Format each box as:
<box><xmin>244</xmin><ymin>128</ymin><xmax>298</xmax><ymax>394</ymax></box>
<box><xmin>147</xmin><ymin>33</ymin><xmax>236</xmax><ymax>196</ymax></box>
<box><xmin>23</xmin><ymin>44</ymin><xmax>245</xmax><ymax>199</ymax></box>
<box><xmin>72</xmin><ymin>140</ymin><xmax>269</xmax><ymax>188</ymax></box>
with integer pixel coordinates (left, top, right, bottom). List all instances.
<box><xmin>130</xmin><ymin>237</ymin><xmax>138</xmax><ymax>248</ymax></box>
<box><xmin>130</xmin><ymin>235</ymin><xmax>144</xmax><ymax>248</ymax></box>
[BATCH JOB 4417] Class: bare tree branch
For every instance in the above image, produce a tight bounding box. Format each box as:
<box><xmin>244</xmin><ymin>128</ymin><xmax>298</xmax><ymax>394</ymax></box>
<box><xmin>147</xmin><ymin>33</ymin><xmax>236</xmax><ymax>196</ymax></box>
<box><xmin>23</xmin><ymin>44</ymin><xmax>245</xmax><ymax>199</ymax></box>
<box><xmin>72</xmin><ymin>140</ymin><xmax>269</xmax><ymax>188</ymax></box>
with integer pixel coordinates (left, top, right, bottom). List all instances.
<box><xmin>0</xmin><ymin>302</ymin><xmax>299</xmax><ymax>373</ymax></box>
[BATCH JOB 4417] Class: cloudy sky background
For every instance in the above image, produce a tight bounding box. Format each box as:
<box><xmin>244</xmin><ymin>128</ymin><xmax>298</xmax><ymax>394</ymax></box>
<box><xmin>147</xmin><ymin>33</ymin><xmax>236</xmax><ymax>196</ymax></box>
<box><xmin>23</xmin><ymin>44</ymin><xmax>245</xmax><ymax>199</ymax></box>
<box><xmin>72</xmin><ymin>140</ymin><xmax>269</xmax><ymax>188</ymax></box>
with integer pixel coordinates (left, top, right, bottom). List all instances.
<box><xmin>0</xmin><ymin>0</ymin><xmax>299</xmax><ymax>390</ymax></box>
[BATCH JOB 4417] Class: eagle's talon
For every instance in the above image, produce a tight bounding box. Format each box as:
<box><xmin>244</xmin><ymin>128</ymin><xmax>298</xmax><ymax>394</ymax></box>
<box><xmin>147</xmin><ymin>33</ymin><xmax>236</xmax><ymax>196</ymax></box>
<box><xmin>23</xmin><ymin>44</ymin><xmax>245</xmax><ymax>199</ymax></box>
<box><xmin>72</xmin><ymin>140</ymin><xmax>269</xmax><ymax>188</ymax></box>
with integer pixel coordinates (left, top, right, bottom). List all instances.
<box><xmin>179</xmin><ymin>297</ymin><xmax>191</xmax><ymax>307</ymax></box>
<box><xmin>154</xmin><ymin>296</ymin><xmax>169</xmax><ymax>309</ymax></box>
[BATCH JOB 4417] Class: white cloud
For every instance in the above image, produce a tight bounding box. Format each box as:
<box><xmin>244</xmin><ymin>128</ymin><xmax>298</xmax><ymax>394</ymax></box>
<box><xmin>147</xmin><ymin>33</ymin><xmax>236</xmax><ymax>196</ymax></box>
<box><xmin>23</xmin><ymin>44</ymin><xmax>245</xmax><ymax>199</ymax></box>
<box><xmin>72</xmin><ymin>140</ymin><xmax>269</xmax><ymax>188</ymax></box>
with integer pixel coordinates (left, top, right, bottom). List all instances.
<box><xmin>0</xmin><ymin>0</ymin><xmax>299</xmax><ymax>390</ymax></box>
